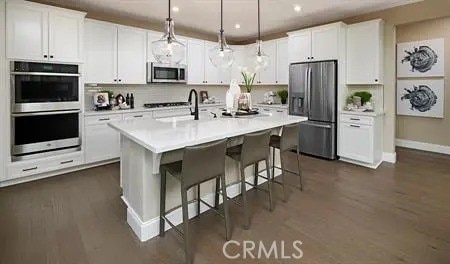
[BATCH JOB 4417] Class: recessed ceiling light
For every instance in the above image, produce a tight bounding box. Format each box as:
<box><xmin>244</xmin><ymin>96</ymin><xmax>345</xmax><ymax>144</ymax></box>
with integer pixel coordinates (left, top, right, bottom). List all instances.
<box><xmin>172</xmin><ymin>6</ymin><xmax>179</xmax><ymax>12</ymax></box>
<box><xmin>235</xmin><ymin>24</ymin><xmax>241</xmax><ymax>29</ymax></box>
<box><xmin>294</xmin><ymin>5</ymin><xmax>302</xmax><ymax>12</ymax></box>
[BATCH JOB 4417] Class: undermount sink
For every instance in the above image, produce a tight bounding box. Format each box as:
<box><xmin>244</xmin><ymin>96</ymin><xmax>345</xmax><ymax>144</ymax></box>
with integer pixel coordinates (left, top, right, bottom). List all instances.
<box><xmin>156</xmin><ymin>115</ymin><xmax>196</xmax><ymax>123</ymax></box>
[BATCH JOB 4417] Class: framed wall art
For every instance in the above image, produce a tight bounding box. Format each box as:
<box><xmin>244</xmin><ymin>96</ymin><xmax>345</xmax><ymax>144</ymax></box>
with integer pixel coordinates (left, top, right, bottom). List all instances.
<box><xmin>397</xmin><ymin>79</ymin><xmax>444</xmax><ymax>118</ymax></box>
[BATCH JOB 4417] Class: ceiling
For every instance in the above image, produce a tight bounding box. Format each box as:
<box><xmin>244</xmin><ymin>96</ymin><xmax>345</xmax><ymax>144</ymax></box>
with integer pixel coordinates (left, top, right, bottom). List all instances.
<box><xmin>33</xmin><ymin>0</ymin><xmax>422</xmax><ymax>41</ymax></box>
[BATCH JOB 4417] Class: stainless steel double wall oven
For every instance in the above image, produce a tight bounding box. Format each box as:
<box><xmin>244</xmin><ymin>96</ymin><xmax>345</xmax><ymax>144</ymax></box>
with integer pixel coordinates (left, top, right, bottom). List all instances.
<box><xmin>11</xmin><ymin>61</ymin><xmax>82</xmax><ymax>161</ymax></box>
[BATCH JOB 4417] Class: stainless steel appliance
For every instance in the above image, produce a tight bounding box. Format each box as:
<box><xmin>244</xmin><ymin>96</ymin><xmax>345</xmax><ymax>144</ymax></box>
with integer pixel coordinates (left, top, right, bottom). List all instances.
<box><xmin>10</xmin><ymin>61</ymin><xmax>82</xmax><ymax>161</ymax></box>
<box><xmin>144</xmin><ymin>102</ymin><xmax>189</xmax><ymax>108</ymax></box>
<box><xmin>147</xmin><ymin>62</ymin><xmax>187</xmax><ymax>83</ymax></box>
<box><xmin>289</xmin><ymin>60</ymin><xmax>338</xmax><ymax>160</ymax></box>
<box><xmin>11</xmin><ymin>61</ymin><xmax>81</xmax><ymax>113</ymax></box>
<box><xmin>11</xmin><ymin>110</ymin><xmax>82</xmax><ymax>161</ymax></box>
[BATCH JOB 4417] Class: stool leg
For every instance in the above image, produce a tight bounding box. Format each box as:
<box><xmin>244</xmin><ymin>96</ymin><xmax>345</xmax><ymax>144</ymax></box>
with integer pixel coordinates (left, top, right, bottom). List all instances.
<box><xmin>240</xmin><ymin>166</ymin><xmax>250</xmax><ymax>229</ymax></box>
<box><xmin>296</xmin><ymin>149</ymin><xmax>303</xmax><ymax>191</ymax></box>
<box><xmin>181</xmin><ymin>188</ymin><xmax>191</xmax><ymax>264</ymax></box>
<box><xmin>271</xmin><ymin>147</ymin><xmax>276</xmax><ymax>181</ymax></box>
<box><xmin>265</xmin><ymin>158</ymin><xmax>274</xmax><ymax>212</ymax></box>
<box><xmin>221</xmin><ymin>174</ymin><xmax>231</xmax><ymax>240</ymax></box>
<box><xmin>159</xmin><ymin>169</ymin><xmax>167</xmax><ymax>237</ymax></box>
<box><xmin>197</xmin><ymin>184</ymin><xmax>201</xmax><ymax>217</ymax></box>
<box><xmin>253</xmin><ymin>162</ymin><xmax>259</xmax><ymax>187</ymax></box>
<box><xmin>280</xmin><ymin>152</ymin><xmax>288</xmax><ymax>202</ymax></box>
<box><xmin>214</xmin><ymin>177</ymin><xmax>220</xmax><ymax>209</ymax></box>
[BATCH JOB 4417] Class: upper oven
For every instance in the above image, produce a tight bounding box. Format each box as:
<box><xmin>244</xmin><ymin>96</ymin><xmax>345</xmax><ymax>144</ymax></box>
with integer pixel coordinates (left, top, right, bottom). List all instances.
<box><xmin>11</xmin><ymin>61</ymin><xmax>81</xmax><ymax>113</ymax></box>
<box><xmin>148</xmin><ymin>62</ymin><xmax>187</xmax><ymax>83</ymax></box>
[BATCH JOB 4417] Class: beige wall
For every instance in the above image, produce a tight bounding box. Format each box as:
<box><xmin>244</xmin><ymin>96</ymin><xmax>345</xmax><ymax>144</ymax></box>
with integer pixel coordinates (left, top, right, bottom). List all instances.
<box><xmin>396</xmin><ymin>17</ymin><xmax>450</xmax><ymax>146</ymax></box>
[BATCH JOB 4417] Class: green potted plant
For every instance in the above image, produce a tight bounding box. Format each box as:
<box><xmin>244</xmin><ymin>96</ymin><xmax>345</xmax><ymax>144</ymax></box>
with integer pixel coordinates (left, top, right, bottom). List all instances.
<box><xmin>277</xmin><ymin>89</ymin><xmax>288</xmax><ymax>105</ymax></box>
<box><xmin>240</xmin><ymin>67</ymin><xmax>256</xmax><ymax>93</ymax></box>
<box><xmin>353</xmin><ymin>91</ymin><xmax>372</xmax><ymax>105</ymax></box>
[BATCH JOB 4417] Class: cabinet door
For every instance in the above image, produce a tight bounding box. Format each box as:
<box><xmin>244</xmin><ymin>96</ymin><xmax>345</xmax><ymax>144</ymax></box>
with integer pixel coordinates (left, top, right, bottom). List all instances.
<box><xmin>6</xmin><ymin>2</ymin><xmax>48</xmax><ymax>61</ymax></box>
<box><xmin>84</xmin><ymin>20</ymin><xmax>118</xmax><ymax>84</ymax></box>
<box><xmin>85</xmin><ymin>124</ymin><xmax>121</xmax><ymax>163</ymax></box>
<box><xmin>346</xmin><ymin>20</ymin><xmax>383</xmax><ymax>85</ymax></box>
<box><xmin>339</xmin><ymin>123</ymin><xmax>374</xmax><ymax>163</ymax></box>
<box><xmin>117</xmin><ymin>26</ymin><xmax>147</xmax><ymax>84</ymax></box>
<box><xmin>187</xmin><ymin>39</ymin><xmax>205</xmax><ymax>84</ymax></box>
<box><xmin>204</xmin><ymin>42</ymin><xmax>220</xmax><ymax>84</ymax></box>
<box><xmin>311</xmin><ymin>26</ymin><xmax>339</xmax><ymax>61</ymax></box>
<box><xmin>276</xmin><ymin>38</ymin><xmax>289</xmax><ymax>85</ymax></box>
<box><xmin>258</xmin><ymin>40</ymin><xmax>277</xmax><ymax>85</ymax></box>
<box><xmin>48</xmin><ymin>11</ymin><xmax>84</xmax><ymax>63</ymax></box>
<box><xmin>288</xmin><ymin>31</ymin><xmax>311</xmax><ymax>63</ymax></box>
<box><xmin>147</xmin><ymin>31</ymin><xmax>161</xmax><ymax>63</ymax></box>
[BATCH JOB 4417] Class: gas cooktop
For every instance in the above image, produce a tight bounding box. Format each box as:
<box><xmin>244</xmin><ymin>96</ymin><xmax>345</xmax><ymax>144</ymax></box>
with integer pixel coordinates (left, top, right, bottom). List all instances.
<box><xmin>143</xmin><ymin>102</ymin><xmax>190</xmax><ymax>109</ymax></box>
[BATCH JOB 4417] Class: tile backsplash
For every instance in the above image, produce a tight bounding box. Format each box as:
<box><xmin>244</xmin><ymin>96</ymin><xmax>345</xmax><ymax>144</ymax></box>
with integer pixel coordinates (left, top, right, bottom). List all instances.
<box><xmin>84</xmin><ymin>84</ymin><xmax>287</xmax><ymax>110</ymax></box>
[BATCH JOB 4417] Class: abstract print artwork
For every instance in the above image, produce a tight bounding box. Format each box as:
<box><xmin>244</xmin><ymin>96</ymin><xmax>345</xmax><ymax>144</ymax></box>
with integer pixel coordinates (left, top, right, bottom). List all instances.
<box><xmin>397</xmin><ymin>38</ymin><xmax>444</xmax><ymax>77</ymax></box>
<box><xmin>397</xmin><ymin>80</ymin><xmax>444</xmax><ymax>118</ymax></box>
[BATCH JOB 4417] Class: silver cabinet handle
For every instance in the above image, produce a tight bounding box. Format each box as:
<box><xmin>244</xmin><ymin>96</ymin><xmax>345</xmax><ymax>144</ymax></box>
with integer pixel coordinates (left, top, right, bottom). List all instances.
<box><xmin>23</xmin><ymin>166</ymin><xmax>38</xmax><ymax>172</ymax></box>
<box><xmin>276</xmin><ymin>110</ymin><xmax>284</xmax><ymax>113</ymax></box>
<box><xmin>350</xmin><ymin>125</ymin><xmax>360</xmax><ymax>128</ymax></box>
<box><xmin>134</xmin><ymin>115</ymin><xmax>144</xmax><ymax>118</ymax></box>
<box><xmin>99</xmin><ymin>118</ymin><xmax>110</xmax><ymax>121</ymax></box>
<box><xmin>350</xmin><ymin>118</ymin><xmax>360</xmax><ymax>121</ymax></box>
<box><xmin>60</xmin><ymin>160</ymin><xmax>74</xmax><ymax>165</ymax></box>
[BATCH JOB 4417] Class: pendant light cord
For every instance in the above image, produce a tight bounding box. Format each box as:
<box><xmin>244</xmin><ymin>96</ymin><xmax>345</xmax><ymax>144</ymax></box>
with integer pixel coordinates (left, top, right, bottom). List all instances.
<box><xmin>220</xmin><ymin>0</ymin><xmax>224</xmax><ymax>50</ymax></box>
<box><xmin>168</xmin><ymin>0</ymin><xmax>171</xmax><ymax>20</ymax></box>
<box><xmin>257</xmin><ymin>0</ymin><xmax>261</xmax><ymax>54</ymax></box>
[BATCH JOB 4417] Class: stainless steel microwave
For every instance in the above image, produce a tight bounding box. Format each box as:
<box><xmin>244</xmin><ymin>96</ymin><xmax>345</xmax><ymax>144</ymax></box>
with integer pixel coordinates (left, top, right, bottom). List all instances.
<box><xmin>147</xmin><ymin>62</ymin><xmax>187</xmax><ymax>83</ymax></box>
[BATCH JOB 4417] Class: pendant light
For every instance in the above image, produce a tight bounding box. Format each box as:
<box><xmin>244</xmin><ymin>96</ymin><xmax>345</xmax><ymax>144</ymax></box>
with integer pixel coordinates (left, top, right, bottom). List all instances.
<box><xmin>208</xmin><ymin>0</ymin><xmax>234</xmax><ymax>68</ymax></box>
<box><xmin>151</xmin><ymin>0</ymin><xmax>185</xmax><ymax>64</ymax></box>
<box><xmin>251</xmin><ymin>0</ymin><xmax>269</xmax><ymax>71</ymax></box>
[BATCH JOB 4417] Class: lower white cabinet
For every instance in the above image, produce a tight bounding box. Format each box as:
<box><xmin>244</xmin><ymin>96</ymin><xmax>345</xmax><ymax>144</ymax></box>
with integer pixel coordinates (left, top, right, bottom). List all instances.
<box><xmin>85</xmin><ymin>114</ymin><xmax>122</xmax><ymax>163</ymax></box>
<box><xmin>339</xmin><ymin>113</ymin><xmax>382</xmax><ymax>167</ymax></box>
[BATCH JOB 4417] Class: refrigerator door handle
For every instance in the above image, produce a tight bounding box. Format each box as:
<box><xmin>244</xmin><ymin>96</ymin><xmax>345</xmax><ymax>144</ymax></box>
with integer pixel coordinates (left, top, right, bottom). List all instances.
<box><xmin>307</xmin><ymin>67</ymin><xmax>312</xmax><ymax>117</ymax></box>
<box><xmin>305</xmin><ymin>66</ymin><xmax>309</xmax><ymax>116</ymax></box>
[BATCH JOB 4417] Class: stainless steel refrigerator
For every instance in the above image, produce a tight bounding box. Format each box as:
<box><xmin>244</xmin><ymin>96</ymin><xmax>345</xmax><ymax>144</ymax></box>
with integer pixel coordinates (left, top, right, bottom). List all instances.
<box><xmin>289</xmin><ymin>61</ymin><xmax>337</xmax><ymax>160</ymax></box>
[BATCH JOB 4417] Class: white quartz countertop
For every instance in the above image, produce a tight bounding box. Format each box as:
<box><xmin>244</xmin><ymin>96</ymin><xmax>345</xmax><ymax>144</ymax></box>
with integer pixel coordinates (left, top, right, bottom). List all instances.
<box><xmin>109</xmin><ymin>115</ymin><xmax>307</xmax><ymax>153</ymax></box>
<box><xmin>84</xmin><ymin>103</ymin><xmax>225</xmax><ymax>117</ymax></box>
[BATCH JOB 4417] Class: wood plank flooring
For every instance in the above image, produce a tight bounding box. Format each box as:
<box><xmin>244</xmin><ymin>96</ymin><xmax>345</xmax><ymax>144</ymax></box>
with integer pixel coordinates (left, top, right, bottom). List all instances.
<box><xmin>1</xmin><ymin>147</ymin><xmax>449</xmax><ymax>264</ymax></box>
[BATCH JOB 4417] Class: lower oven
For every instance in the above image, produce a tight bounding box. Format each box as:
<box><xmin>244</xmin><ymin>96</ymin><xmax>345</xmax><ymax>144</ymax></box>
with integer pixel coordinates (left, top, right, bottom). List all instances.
<box><xmin>11</xmin><ymin>110</ymin><xmax>82</xmax><ymax>161</ymax></box>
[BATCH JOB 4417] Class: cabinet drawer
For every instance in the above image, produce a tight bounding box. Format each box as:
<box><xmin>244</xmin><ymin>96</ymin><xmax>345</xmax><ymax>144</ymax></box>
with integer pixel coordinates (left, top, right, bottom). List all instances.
<box><xmin>7</xmin><ymin>152</ymin><xmax>83</xmax><ymax>180</ymax></box>
<box><xmin>85</xmin><ymin>114</ymin><xmax>122</xmax><ymax>125</ymax></box>
<box><xmin>340</xmin><ymin>114</ymin><xmax>373</xmax><ymax>125</ymax></box>
<box><xmin>123</xmin><ymin>112</ymin><xmax>152</xmax><ymax>120</ymax></box>
<box><xmin>339</xmin><ymin>123</ymin><xmax>374</xmax><ymax>163</ymax></box>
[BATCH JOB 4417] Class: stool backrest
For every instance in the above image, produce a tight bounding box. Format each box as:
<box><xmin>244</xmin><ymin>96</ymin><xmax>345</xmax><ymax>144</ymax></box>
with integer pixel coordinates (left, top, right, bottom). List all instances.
<box><xmin>182</xmin><ymin>139</ymin><xmax>227</xmax><ymax>188</ymax></box>
<box><xmin>281</xmin><ymin>123</ymin><xmax>300</xmax><ymax>152</ymax></box>
<box><xmin>241</xmin><ymin>130</ymin><xmax>271</xmax><ymax>167</ymax></box>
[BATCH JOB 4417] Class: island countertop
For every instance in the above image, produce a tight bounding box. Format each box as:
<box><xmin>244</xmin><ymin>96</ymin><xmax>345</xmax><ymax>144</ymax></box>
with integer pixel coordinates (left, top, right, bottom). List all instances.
<box><xmin>108</xmin><ymin>115</ymin><xmax>308</xmax><ymax>154</ymax></box>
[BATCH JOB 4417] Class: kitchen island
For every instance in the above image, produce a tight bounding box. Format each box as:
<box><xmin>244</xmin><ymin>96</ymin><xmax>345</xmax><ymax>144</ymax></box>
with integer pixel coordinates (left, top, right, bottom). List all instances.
<box><xmin>109</xmin><ymin>114</ymin><xmax>307</xmax><ymax>241</ymax></box>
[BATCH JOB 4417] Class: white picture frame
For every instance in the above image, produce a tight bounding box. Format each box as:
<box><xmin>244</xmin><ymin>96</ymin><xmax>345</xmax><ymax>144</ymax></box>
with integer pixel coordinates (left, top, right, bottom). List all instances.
<box><xmin>397</xmin><ymin>38</ymin><xmax>444</xmax><ymax>78</ymax></box>
<box><xmin>397</xmin><ymin>79</ymin><xmax>444</xmax><ymax>118</ymax></box>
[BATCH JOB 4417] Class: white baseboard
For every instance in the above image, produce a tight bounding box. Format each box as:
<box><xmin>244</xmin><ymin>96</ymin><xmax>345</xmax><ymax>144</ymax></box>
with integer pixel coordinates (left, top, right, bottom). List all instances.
<box><xmin>124</xmin><ymin>168</ymin><xmax>281</xmax><ymax>242</ymax></box>
<box><xmin>396</xmin><ymin>139</ymin><xmax>450</xmax><ymax>155</ymax></box>
<box><xmin>382</xmin><ymin>152</ymin><xmax>397</xmax><ymax>163</ymax></box>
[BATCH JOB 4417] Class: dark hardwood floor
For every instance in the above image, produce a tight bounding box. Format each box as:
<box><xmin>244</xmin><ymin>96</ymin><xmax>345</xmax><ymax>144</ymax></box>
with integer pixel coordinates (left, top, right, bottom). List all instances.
<box><xmin>1</xmin><ymin>147</ymin><xmax>449</xmax><ymax>264</ymax></box>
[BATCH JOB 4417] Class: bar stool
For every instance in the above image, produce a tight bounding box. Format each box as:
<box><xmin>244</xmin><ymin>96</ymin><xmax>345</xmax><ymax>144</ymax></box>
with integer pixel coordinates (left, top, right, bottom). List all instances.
<box><xmin>225</xmin><ymin>130</ymin><xmax>273</xmax><ymax>229</ymax></box>
<box><xmin>270</xmin><ymin>123</ymin><xmax>303</xmax><ymax>202</ymax></box>
<box><xmin>159</xmin><ymin>139</ymin><xmax>231</xmax><ymax>264</ymax></box>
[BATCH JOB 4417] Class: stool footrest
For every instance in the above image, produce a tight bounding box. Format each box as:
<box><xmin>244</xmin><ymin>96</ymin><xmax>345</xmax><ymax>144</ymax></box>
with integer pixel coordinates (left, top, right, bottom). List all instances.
<box><xmin>161</xmin><ymin>215</ymin><xmax>184</xmax><ymax>238</ymax></box>
<box><xmin>199</xmin><ymin>198</ymin><xmax>225</xmax><ymax>218</ymax></box>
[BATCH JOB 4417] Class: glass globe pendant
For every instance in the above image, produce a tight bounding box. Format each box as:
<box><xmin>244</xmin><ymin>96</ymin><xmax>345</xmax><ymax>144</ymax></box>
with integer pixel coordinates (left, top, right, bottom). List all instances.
<box><xmin>250</xmin><ymin>0</ymin><xmax>270</xmax><ymax>71</ymax></box>
<box><xmin>209</xmin><ymin>0</ymin><xmax>234</xmax><ymax>68</ymax></box>
<box><xmin>152</xmin><ymin>0</ymin><xmax>185</xmax><ymax>64</ymax></box>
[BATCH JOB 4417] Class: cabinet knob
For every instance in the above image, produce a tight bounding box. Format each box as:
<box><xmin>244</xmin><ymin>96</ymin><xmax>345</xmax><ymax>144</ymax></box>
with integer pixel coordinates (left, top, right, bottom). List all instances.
<box><xmin>44</xmin><ymin>55</ymin><xmax>48</xmax><ymax>58</ymax></box>
<box><xmin>375</xmin><ymin>79</ymin><xmax>378</xmax><ymax>82</ymax></box>
<box><xmin>50</xmin><ymin>55</ymin><xmax>54</xmax><ymax>58</ymax></box>
<box><xmin>119</xmin><ymin>79</ymin><xmax>122</xmax><ymax>82</ymax></box>
<box><xmin>114</xmin><ymin>79</ymin><xmax>117</xmax><ymax>82</ymax></box>
<box><xmin>307</xmin><ymin>57</ymin><xmax>310</xmax><ymax>60</ymax></box>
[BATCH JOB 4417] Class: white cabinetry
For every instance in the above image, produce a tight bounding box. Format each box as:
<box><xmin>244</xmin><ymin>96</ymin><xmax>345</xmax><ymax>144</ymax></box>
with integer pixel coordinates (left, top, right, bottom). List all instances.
<box><xmin>187</xmin><ymin>39</ymin><xmax>205</xmax><ymax>84</ymax></box>
<box><xmin>257</xmin><ymin>40</ymin><xmax>277</xmax><ymax>85</ymax></box>
<box><xmin>117</xmin><ymin>26</ymin><xmax>147</xmax><ymax>84</ymax></box>
<box><xmin>6</xmin><ymin>1</ymin><xmax>85</xmax><ymax>63</ymax></box>
<box><xmin>276</xmin><ymin>38</ymin><xmax>289</xmax><ymax>85</ymax></box>
<box><xmin>84</xmin><ymin>20</ymin><xmax>117</xmax><ymax>84</ymax></box>
<box><xmin>230</xmin><ymin>45</ymin><xmax>245</xmax><ymax>84</ymax></box>
<box><xmin>339</xmin><ymin>113</ymin><xmax>383</xmax><ymax>168</ymax></box>
<box><xmin>288</xmin><ymin>22</ymin><xmax>345</xmax><ymax>63</ymax></box>
<box><xmin>84</xmin><ymin>20</ymin><xmax>147</xmax><ymax>84</ymax></box>
<box><xmin>346</xmin><ymin>19</ymin><xmax>384</xmax><ymax>85</ymax></box>
<box><xmin>85</xmin><ymin>115</ymin><xmax>122</xmax><ymax>163</ymax></box>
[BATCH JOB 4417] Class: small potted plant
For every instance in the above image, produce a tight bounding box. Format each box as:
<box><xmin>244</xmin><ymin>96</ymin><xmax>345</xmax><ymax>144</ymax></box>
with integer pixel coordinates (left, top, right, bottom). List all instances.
<box><xmin>277</xmin><ymin>89</ymin><xmax>289</xmax><ymax>105</ymax></box>
<box><xmin>240</xmin><ymin>67</ymin><xmax>256</xmax><ymax>93</ymax></box>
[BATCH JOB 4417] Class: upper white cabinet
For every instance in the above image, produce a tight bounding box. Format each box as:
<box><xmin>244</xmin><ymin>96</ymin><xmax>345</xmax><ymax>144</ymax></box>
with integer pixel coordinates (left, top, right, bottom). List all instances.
<box><xmin>187</xmin><ymin>39</ymin><xmax>205</xmax><ymax>84</ymax></box>
<box><xmin>6</xmin><ymin>1</ymin><xmax>85</xmax><ymax>63</ymax></box>
<box><xmin>117</xmin><ymin>26</ymin><xmax>147</xmax><ymax>84</ymax></box>
<box><xmin>346</xmin><ymin>19</ymin><xmax>384</xmax><ymax>85</ymax></box>
<box><xmin>288</xmin><ymin>22</ymin><xmax>345</xmax><ymax>63</ymax></box>
<box><xmin>276</xmin><ymin>38</ymin><xmax>289</xmax><ymax>85</ymax></box>
<box><xmin>84</xmin><ymin>20</ymin><xmax>118</xmax><ymax>84</ymax></box>
<box><xmin>257</xmin><ymin>40</ymin><xmax>277</xmax><ymax>85</ymax></box>
<box><xmin>288</xmin><ymin>31</ymin><xmax>311</xmax><ymax>63</ymax></box>
<box><xmin>84</xmin><ymin>20</ymin><xmax>147</xmax><ymax>84</ymax></box>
